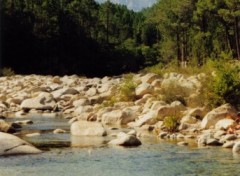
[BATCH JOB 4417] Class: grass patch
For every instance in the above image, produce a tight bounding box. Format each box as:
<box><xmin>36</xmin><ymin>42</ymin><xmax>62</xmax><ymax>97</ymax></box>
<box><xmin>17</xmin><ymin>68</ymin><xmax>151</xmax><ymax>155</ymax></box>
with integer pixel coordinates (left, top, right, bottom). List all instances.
<box><xmin>163</xmin><ymin>116</ymin><xmax>180</xmax><ymax>133</ymax></box>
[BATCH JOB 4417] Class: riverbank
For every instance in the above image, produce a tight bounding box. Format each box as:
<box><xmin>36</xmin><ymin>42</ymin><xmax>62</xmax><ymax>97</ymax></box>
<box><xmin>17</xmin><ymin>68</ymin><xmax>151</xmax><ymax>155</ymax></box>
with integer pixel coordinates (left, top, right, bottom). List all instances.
<box><xmin>1</xmin><ymin>72</ymin><xmax>240</xmax><ymax>155</ymax></box>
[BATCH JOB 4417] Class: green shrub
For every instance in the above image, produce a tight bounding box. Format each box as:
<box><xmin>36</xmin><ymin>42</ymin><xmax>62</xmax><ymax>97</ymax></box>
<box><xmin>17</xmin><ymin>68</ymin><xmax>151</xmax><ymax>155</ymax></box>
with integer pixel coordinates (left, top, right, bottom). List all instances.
<box><xmin>163</xmin><ymin>116</ymin><xmax>180</xmax><ymax>132</ymax></box>
<box><xmin>1</xmin><ymin>67</ymin><xmax>15</xmax><ymax>76</ymax></box>
<box><xmin>118</xmin><ymin>73</ymin><xmax>137</xmax><ymax>102</ymax></box>
<box><xmin>203</xmin><ymin>61</ymin><xmax>240</xmax><ymax>108</ymax></box>
<box><xmin>156</xmin><ymin>80</ymin><xmax>187</xmax><ymax>105</ymax></box>
<box><xmin>101</xmin><ymin>97</ymin><xmax>117</xmax><ymax>108</ymax></box>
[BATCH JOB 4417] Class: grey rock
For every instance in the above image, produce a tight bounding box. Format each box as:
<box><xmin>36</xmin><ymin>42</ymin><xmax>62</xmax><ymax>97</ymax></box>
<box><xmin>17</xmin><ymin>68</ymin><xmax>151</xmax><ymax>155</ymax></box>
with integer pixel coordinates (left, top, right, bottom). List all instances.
<box><xmin>108</xmin><ymin>132</ymin><xmax>141</xmax><ymax>146</ymax></box>
<box><xmin>0</xmin><ymin>132</ymin><xmax>41</xmax><ymax>156</ymax></box>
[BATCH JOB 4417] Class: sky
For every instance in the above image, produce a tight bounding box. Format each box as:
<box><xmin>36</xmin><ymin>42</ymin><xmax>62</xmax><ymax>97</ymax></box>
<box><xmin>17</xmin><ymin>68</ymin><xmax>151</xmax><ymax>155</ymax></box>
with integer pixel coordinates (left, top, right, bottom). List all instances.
<box><xmin>95</xmin><ymin>0</ymin><xmax>156</xmax><ymax>11</ymax></box>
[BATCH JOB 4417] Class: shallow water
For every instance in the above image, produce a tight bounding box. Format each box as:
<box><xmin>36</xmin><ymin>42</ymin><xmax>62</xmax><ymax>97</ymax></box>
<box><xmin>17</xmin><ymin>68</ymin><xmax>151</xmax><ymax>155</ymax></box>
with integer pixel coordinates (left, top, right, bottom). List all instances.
<box><xmin>1</xmin><ymin>116</ymin><xmax>240</xmax><ymax>176</ymax></box>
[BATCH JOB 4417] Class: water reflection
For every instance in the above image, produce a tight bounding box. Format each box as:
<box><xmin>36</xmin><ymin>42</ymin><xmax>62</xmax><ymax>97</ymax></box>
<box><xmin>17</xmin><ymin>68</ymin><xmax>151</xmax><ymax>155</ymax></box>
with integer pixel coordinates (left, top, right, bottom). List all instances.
<box><xmin>71</xmin><ymin>136</ymin><xmax>107</xmax><ymax>148</ymax></box>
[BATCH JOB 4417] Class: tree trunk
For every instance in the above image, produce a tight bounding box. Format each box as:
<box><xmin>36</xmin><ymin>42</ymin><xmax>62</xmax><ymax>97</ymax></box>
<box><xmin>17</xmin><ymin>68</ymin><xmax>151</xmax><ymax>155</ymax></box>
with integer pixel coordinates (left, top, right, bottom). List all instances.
<box><xmin>235</xmin><ymin>17</ymin><xmax>240</xmax><ymax>59</ymax></box>
<box><xmin>225</xmin><ymin>24</ymin><xmax>232</xmax><ymax>52</ymax></box>
<box><xmin>176</xmin><ymin>32</ymin><xmax>181</xmax><ymax>66</ymax></box>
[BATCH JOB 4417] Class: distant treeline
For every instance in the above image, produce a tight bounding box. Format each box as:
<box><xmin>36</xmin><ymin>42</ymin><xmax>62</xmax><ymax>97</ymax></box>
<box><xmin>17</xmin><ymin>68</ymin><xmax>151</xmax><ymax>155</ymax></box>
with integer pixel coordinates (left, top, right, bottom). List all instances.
<box><xmin>1</xmin><ymin>0</ymin><xmax>240</xmax><ymax>76</ymax></box>
<box><xmin>1</xmin><ymin>0</ymin><xmax>157</xmax><ymax>76</ymax></box>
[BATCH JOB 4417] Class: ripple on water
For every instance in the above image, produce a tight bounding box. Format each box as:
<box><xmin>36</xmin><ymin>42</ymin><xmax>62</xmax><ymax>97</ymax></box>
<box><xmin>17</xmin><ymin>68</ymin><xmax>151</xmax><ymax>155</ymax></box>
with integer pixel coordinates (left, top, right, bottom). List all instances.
<box><xmin>2</xmin><ymin>116</ymin><xmax>240</xmax><ymax>176</ymax></box>
<box><xmin>1</xmin><ymin>144</ymin><xmax>240</xmax><ymax>176</ymax></box>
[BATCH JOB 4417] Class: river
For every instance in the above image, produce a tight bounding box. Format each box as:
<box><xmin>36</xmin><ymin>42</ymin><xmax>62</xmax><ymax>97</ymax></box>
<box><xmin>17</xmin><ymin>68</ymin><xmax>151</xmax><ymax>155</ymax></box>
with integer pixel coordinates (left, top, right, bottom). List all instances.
<box><xmin>1</xmin><ymin>115</ymin><xmax>240</xmax><ymax>176</ymax></box>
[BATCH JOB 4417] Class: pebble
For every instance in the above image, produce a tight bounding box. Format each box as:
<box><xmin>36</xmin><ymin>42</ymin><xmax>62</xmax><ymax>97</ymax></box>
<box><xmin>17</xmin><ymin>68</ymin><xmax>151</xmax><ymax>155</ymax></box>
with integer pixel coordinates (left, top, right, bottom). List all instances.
<box><xmin>177</xmin><ymin>141</ymin><xmax>188</xmax><ymax>146</ymax></box>
<box><xmin>26</xmin><ymin>133</ymin><xmax>41</xmax><ymax>137</ymax></box>
<box><xmin>53</xmin><ymin>129</ymin><xmax>66</xmax><ymax>134</ymax></box>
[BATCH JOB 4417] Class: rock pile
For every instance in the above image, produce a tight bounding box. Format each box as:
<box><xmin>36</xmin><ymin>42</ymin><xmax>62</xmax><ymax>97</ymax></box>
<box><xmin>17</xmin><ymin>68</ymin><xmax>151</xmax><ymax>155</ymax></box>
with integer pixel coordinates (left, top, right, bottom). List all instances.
<box><xmin>1</xmin><ymin>73</ymin><xmax>240</xmax><ymax>152</ymax></box>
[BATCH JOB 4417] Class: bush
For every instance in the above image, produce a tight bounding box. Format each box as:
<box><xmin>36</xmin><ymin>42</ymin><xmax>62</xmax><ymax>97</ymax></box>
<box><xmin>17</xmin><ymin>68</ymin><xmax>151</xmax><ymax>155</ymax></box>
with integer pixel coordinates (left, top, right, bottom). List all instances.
<box><xmin>156</xmin><ymin>80</ymin><xmax>187</xmax><ymax>105</ymax></box>
<box><xmin>203</xmin><ymin>61</ymin><xmax>240</xmax><ymax>108</ymax></box>
<box><xmin>101</xmin><ymin>96</ymin><xmax>118</xmax><ymax>108</ymax></box>
<box><xmin>118</xmin><ymin>73</ymin><xmax>137</xmax><ymax>102</ymax></box>
<box><xmin>163</xmin><ymin>116</ymin><xmax>180</xmax><ymax>132</ymax></box>
<box><xmin>0</xmin><ymin>67</ymin><xmax>15</xmax><ymax>76</ymax></box>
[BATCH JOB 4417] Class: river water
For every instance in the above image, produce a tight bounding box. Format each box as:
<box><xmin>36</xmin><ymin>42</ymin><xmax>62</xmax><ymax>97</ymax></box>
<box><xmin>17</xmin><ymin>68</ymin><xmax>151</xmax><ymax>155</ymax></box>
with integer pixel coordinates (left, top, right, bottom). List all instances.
<box><xmin>1</xmin><ymin>116</ymin><xmax>240</xmax><ymax>176</ymax></box>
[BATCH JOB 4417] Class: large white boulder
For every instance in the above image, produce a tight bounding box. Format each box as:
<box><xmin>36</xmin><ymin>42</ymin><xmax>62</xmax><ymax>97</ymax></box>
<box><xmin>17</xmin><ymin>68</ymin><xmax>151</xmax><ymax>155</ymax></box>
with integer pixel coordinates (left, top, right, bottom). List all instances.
<box><xmin>215</xmin><ymin>118</ymin><xmax>236</xmax><ymax>130</ymax></box>
<box><xmin>133</xmin><ymin>111</ymin><xmax>158</xmax><ymax>127</ymax></box>
<box><xmin>0</xmin><ymin>132</ymin><xmax>42</xmax><ymax>156</ymax></box>
<box><xmin>141</xmin><ymin>73</ymin><xmax>160</xmax><ymax>84</ymax></box>
<box><xmin>155</xmin><ymin>101</ymin><xmax>186</xmax><ymax>120</ymax></box>
<box><xmin>181</xmin><ymin>115</ymin><xmax>198</xmax><ymax>124</ymax></box>
<box><xmin>161</xmin><ymin>73</ymin><xmax>201</xmax><ymax>96</ymax></box>
<box><xmin>108</xmin><ymin>132</ymin><xmax>141</xmax><ymax>146</ymax></box>
<box><xmin>73</xmin><ymin>98</ymin><xmax>90</xmax><ymax>107</ymax></box>
<box><xmin>20</xmin><ymin>92</ymin><xmax>56</xmax><ymax>110</ymax></box>
<box><xmin>52</xmin><ymin>88</ymin><xmax>79</xmax><ymax>100</ymax></box>
<box><xmin>184</xmin><ymin>107</ymin><xmax>206</xmax><ymax>119</ymax></box>
<box><xmin>71</xmin><ymin>121</ymin><xmax>107</xmax><ymax>136</ymax></box>
<box><xmin>85</xmin><ymin>88</ymin><xmax>97</xmax><ymax>97</ymax></box>
<box><xmin>73</xmin><ymin>105</ymin><xmax>93</xmax><ymax>116</ymax></box>
<box><xmin>135</xmin><ymin>83</ymin><xmax>153</xmax><ymax>97</ymax></box>
<box><xmin>101</xmin><ymin>109</ymin><xmax>137</xmax><ymax>125</ymax></box>
<box><xmin>201</xmin><ymin>104</ymin><xmax>236</xmax><ymax>129</ymax></box>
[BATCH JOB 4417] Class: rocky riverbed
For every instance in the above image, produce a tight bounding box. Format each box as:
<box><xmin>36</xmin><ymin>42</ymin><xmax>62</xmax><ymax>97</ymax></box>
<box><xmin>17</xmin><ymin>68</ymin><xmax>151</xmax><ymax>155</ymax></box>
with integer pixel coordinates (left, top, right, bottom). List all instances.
<box><xmin>1</xmin><ymin>73</ymin><xmax>240</xmax><ymax>156</ymax></box>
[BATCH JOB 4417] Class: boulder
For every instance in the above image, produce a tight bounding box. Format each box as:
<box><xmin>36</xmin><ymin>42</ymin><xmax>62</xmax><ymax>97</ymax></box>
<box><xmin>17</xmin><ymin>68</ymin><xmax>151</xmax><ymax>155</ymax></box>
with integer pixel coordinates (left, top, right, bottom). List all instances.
<box><xmin>223</xmin><ymin>134</ymin><xmax>237</xmax><ymax>141</ymax></box>
<box><xmin>61</xmin><ymin>76</ymin><xmax>78</xmax><ymax>86</ymax></box>
<box><xmin>201</xmin><ymin>104</ymin><xmax>236</xmax><ymax>129</ymax></box>
<box><xmin>52</xmin><ymin>88</ymin><xmax>79</xmax><ymax>100</ymax></box>
<box><xmin>75</xmin><ymin>112</ymin><xmax>93</xmax><ymax>121</ymax></box>
<box><xmin>98</xmin><ymin>83</ymin><xmax>111</xmax><ymax>93</ymax></box>
<box><xmin>0</xmin><ymin>115</ymin><xmax>6</xmax><ymax>119</ymax></box>
<box><xmin>15</xmin><ymin>110</ymin><xmax>28</xmax><ymax>117</ymax></box>
<box><xmin>14</xmin><ymin>120</ymin><xmax>33</xmax><ymax>125</ymax></box>
<box><xmin>213</xmin><ymin>130</ymin><xmax>226</xmax><ymax>139</ymax></box>
<box><xmin>71</xmin><ymin>121</ymin><xmax>107</xmax><ymax>136</ymax></box>
<box><xmin>206</xmin><ymin>138</ymin><xmax>221</xmax><ymax>146</ymax></box>
<box><xmin>181</xmin><ymin>115</ymin><xmax>198</xmax><ymax>124</ymax></box>
<box><xmin>101</xmin><ymin>109</ymin><xmax>137</xmax><ymax>125</ymax></box>
<box><xmin>215</xmin><ymin>119</ymin><xmax>236</xmax><ymax>130</ymax></box>
<box><xmin>73</xmin><ymin>99</ymin><xmax>90</xmax><ymax>107</ymax></box>
<box><xmin>53</xmin><ymin>129</ymin><xmax>66</xmax><ymax>134</ymax></box>
<box><xmin>25</xmin><ymin>133</ymin><xmax>41</xmax><ymax>137</ymax></box>
<box><xmin>85</xmin><ymin>88</ymin><xmax>97</xmax><ymax>97</ymax></box>
<box><xmin>161</xmin><ymin>73</ymin><xmax>201</xmax><ymax>96</ymax></box>
<box><xmin>158</xmin><ymin>132</ymin><xmax>168</xmax><ymax>139</ymax></box>
<box><xmin>52</xmin><ymin>76</ymin><xmax>62</xmax><ymax>84</ymax></box>
<box><xmin>170</xmin><ymin>101</ymin><xmax>186</xmax><ymax>111</ymax></box>
<box><xmin>96</xmin><ymin>107</ymin><xmax>113</xmax><ymax>121</ymax></box>
<box><xmin>177</xmin><ymin>141</ymin><xmax>188</xmax><ymax>146</ymax></box>
<box><xmin>0</xmin><ymin>132</ymin><xmax>41</xmax><ymax>156</ymax></box>
<box><xmin>197</xmin><ymin>133</ymin><xmax>212</xmax><ymax>146</ymax></box>
<box><xmin>151</xmin><ymin>79</ymin><xmax>162</xmax><ymax>88</ymax></box>
<box><xmin>154</xmin><ymin>101</ymin><xmax>186</xmax><ymax>120</ymax></box>
<box><xmin>233</xmin><ymin>141</ymin><xmax>240</xmax><ymax>153</ymax></box>
<box><xmin>223</xmin><ymin>141</ymin><xmax>235</xmax><ymax>148</ymax></box>
<box><xmin>184</xmin><ymin>107</ymin><xmax>206</xmax><ymax>119</ymax></box>
<box><xmin>20</xmin><ymin>92</ymin><xmax>56</xmax><ymax>110</ymax></box>
<box><xmin>133</xmin><ymin>111</ymin><xmax>158</xmax><ymax>127</ymax></box>
<box><xmin>135</xmin><ymin>83</ymin><xmax>153</xmax><ymax>97</ymax></box>
<box><xmin>0</xmin><ymin>120</ymin><xmax>16</xmax><ymax>133</ymax></box>
<box><xmin>73</xmin><ymin>105</ymin><xmax>93</xmax><ymax>116</ymax></box>
<box><xmin>141</xmin><ymin>73</ymin><xmax>160</xmax><ymax>84</ymax></box>
<box><xmin>108</xmin><ymin>132</ymin><xmax>141</xmax><ymax>146</ymax></box>
<box><xmin>150</xmin><ymin>101</ymin><xmax>167</xmax><ymax>110</ymax></box>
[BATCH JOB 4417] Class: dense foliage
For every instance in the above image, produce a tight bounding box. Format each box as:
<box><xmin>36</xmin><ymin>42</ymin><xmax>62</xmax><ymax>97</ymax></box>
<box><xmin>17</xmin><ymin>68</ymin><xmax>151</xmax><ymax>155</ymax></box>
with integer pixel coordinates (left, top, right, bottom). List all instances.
<box><xmin>1</xmin><ymin>0</ymin><xmax>240</xmax><ymax>76</ymax></box>
<box><xmin>1</xmin><ymin>0</ymin><xmax>154</xmax><ymax>76</ymax></box>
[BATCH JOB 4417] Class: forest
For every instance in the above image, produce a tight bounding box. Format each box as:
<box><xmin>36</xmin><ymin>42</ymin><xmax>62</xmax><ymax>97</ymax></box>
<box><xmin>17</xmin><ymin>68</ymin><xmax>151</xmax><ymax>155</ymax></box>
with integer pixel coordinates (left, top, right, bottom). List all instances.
<box><xmin>0</xmin><ymin>0</ymin><xmax>240</xmax><ymax>76</ymax></box>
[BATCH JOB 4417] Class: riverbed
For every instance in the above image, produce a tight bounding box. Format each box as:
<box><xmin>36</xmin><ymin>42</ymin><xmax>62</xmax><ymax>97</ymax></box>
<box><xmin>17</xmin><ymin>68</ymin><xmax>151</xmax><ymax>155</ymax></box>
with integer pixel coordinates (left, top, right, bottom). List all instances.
<box><xmin>1</xmin><ymin>116</ymin><xmax>240</xmax><ymax>176</ymax></box>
